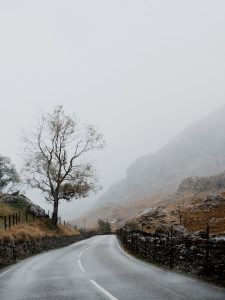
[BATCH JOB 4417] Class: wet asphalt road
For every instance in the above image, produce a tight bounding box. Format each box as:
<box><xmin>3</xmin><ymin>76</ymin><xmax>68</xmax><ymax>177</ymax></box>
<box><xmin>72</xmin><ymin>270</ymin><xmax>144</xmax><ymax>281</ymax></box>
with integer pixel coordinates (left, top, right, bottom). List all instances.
<box><xmin>0</xmin><ymin>235</ymin><xmax>225</xmax><ymax>300</ymax></box>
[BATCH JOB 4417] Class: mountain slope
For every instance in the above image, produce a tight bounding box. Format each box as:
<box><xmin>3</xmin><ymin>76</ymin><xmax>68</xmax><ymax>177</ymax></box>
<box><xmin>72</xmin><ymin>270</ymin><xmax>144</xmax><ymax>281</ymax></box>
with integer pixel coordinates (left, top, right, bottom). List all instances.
<box><xmin>74</xmin><ymin>105</ymin><xmax>225</xmax><ymax>227</ymax></box>
<box><xmin>126</xmin><ymin>104</ymin><xmax>225</xmax><ymax>199</ymax></box>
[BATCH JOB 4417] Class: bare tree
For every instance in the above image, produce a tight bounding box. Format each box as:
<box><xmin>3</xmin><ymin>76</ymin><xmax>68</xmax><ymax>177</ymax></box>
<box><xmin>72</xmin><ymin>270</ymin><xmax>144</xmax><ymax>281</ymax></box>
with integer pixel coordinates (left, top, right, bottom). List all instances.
<box><xmin>23</xmin><ymin>105</ymin><xmax>105</xmax><ymax>225</ymax></box>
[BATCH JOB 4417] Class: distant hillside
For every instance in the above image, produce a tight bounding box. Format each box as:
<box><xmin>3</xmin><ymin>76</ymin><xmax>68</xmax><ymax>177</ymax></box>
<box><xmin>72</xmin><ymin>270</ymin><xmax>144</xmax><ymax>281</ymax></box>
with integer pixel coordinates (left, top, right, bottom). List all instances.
<box><xmin>74</xmin><ymin>105</ymin><xmax>225</xmax><ymax>227</ymax></box>
<box><xmin>74</xmin><ymin>189</ymin><xmax>174</xmax><ymax>229</ymax></box>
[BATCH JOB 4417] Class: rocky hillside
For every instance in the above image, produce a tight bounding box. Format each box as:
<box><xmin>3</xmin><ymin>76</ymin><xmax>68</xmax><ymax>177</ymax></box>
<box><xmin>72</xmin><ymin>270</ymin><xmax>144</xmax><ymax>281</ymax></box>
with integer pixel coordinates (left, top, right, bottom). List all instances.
<box><xmin>136</xmin><ymin>172</ymin><xmax>225</xmax><ymax>235</ymax></box>
<box><xmin>74</xmin><ymin>105</ymin><xmax>225</xmax><ymax>227</ymax></box>
<box><xmin>177</xmin><ymin>172</ymin><xmax>225</xmax><ymax>194</ymax></box>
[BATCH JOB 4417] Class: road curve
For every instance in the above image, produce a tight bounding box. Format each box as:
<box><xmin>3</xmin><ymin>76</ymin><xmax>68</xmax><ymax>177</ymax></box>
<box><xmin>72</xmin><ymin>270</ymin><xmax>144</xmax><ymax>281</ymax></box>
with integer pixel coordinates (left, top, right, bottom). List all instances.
<box><xmin>0</xmin><ymin>235</ymin><xmax>224</xmax><ymax>300</ymax></box>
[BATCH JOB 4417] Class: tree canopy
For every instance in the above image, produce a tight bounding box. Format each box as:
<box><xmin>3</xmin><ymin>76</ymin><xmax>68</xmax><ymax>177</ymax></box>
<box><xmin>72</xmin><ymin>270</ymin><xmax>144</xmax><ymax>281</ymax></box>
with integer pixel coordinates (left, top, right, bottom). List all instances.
<box><xmin>98</xmin><ymin>219</ymin><xmax>111</xmax><ymax>233</ymax></box>
<box><xmin>0</xmin><ymin>155</ymin><xmax>19</xmax><ymax>193</ymax></box>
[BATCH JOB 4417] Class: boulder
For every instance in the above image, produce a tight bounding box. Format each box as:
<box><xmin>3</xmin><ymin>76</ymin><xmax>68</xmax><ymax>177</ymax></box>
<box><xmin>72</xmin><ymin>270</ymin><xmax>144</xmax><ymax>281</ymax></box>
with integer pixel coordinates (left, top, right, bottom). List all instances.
<box><xmin>27</xmin><ymin>204</ymin><xmax>45</xmax><ymax>217</ymax></box>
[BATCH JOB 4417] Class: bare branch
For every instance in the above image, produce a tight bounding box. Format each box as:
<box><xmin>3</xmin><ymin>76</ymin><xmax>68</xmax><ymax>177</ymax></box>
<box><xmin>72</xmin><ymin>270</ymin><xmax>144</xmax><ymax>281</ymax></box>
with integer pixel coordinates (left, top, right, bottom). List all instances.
<box><xmin>22</xmin><ymin>104</ymin><xmax>105</xmax><ymax>224</ymax></box>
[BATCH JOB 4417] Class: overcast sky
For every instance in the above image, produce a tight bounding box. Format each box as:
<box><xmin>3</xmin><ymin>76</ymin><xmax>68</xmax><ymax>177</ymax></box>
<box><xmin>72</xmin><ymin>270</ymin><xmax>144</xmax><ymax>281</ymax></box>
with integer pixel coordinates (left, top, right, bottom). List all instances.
<box><xmin>1</xmin><ymin>1</ymin><xmax>225</xmax><ymax>220</ymax></box>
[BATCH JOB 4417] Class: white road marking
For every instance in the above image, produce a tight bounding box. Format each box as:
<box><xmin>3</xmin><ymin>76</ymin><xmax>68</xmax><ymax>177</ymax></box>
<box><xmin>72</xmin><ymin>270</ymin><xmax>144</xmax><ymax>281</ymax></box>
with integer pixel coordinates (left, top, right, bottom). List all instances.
<box><xmin>90</xmin><ymin>279</ymin><xmax>119</xmax><ymax>300</ymax></box>
<box><xmin>78</xmin><ymin>259</ymin><xmax>85</xmax><ymax>272</ymax></box>
<box><xmin>115</xmin><ymin>236</ymin><xmax>225</xmax><ymax>292</ymax></box>
<box><xmin>84</xmin><ymin>246</ymin><xmax>91</xmax><ymax>253</ymax></box>
<box><xmin>0</xmin><ymin>263</ymin><xmax>21</xmax><ymax>278</ymax></box>
<box><xmin>115</xmin><ymin>236</ymin><xmax>160</xmax><ymax>271</ymax></box>
<box><xmin>78</xmin><ymin>251</ymin><xmax>84</xmax><ymax>259</ymax></box>
<box><xmin>78</xmin><ymin>246</ymin><xmax>91</xmax><ymax>259</ymax></box>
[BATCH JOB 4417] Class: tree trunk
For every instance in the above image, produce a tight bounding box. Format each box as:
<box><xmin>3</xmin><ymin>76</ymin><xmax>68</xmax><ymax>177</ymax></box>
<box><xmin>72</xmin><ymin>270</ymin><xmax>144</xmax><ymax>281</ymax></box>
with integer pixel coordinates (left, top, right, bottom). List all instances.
<box><xmin>52</xmin><ymin>198</ymin><xmax>59</xmax><ymax>225</ymax></box>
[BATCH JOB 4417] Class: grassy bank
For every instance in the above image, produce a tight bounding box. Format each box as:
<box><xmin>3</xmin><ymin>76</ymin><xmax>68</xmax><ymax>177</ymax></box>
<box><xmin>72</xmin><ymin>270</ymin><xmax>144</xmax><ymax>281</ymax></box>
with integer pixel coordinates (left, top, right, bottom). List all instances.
<box><xmin>0</xmin><ymin>218</ymin><xmax>79</xmax><ymax>243</ymax></box>
<box><xmin>0</xmin><ymin>194</ymin><xmax>79</xmax><ymax>243</ymax></box>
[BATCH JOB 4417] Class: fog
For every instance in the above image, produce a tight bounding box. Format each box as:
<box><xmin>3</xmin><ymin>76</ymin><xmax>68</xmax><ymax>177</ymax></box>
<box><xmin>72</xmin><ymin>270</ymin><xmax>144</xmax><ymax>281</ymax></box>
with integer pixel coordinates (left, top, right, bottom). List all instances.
<box><xmin>1</xmin><ymin>0</ymin><xmax>225</xmax><ymax>220</ymax></box>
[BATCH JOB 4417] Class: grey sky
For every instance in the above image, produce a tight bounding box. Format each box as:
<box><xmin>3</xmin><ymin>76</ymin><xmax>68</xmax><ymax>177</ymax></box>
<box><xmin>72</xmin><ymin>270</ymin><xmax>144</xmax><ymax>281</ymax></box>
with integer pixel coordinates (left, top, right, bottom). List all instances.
<box><xmin>1</xmin><ymin>1</ymin><xmax>225</xmax><ymax>219</ymax></box>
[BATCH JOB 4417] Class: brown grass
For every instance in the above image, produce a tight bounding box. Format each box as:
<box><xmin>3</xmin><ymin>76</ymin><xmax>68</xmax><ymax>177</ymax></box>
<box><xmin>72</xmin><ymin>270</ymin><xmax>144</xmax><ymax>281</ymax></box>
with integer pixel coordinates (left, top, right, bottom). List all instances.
<box><xmin>0</xmin><ymin>218</ymin><xmax>79</xmax><ymax>243</ymax></box>
<box><xmin>137</xmin><ymin>191</ymin><xmax>225</xmax><ymax>235</ymax></box>
<box><xmin>182</xmin><ymin>203</ymin><xmax>225</xmax><ymax>234</ymax></box>
<box><xmin>0</xmin><ymin>203</ymin><xmax>13</xmax><ymax>215</ymax></box>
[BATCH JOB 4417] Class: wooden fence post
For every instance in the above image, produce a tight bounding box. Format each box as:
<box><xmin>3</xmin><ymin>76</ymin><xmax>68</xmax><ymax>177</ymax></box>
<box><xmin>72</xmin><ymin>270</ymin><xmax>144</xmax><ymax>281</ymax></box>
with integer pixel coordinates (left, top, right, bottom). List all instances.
<box><xmin>4</xmin><ymin>216</ymin><xmax>7</xmax><ymax>230</ymax></box>
<box><xmin>26</xmin><ymin>211</ymin><xmax>28</xmax><ymax>222</ymax></box>
<box><xmin>178</xmin><ymin>206</ymin><xmax>182</xmax><ymax>225</ymax></box>
<box><xmin>205</xmin><ymin>223</ymin><xmax>210</xmax><ymax>276</ymax></box>
<box><xmin>170</xmin><ymin>226</ymin><xmax>174</xmax><ymax>268</ymax></box>
<box><xmin>9</xmin><ymin>215</ymin><xmax>11</xmax><ymax>228</ymax></box>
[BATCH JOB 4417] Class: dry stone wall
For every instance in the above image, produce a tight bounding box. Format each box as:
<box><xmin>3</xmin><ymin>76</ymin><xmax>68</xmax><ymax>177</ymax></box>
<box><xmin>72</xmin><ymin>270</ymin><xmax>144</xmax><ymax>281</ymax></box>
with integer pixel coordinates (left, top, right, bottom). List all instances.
<box><xmin>117</xmin><ymin>229</ymin><xmax>225</xmax><ymax>284</ymax></box>
<box><xmin>0</xmin><ymin>233</ymin><xmax>94</xmax><ymax>267</ymax></box>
